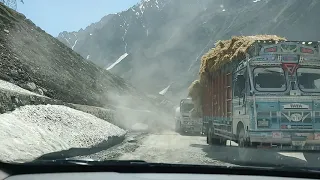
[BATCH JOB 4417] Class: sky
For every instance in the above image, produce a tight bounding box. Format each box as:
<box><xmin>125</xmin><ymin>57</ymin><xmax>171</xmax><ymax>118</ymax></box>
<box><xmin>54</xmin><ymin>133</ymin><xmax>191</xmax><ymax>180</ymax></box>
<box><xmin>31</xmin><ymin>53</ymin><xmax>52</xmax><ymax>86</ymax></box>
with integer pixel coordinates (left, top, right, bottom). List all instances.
<box><xmin>16</xmin><ymin>0</ymin><xmax>140</xmax><ymax>37</ymax></box>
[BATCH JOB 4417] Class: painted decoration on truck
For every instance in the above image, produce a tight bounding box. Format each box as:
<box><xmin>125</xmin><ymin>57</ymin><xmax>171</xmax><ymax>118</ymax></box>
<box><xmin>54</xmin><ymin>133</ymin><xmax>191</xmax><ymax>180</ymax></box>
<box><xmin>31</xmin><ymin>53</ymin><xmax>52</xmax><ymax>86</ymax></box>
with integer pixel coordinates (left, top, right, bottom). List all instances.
<box><xmin>281</xmin><ymin>112</ymin><xmax>310</xmax><ymax>122</ymax></box>
<box><xmin>282</xmin><ymin>103</ymin><xmax>310</xmax><ymax>110</ymax></box>
<box><xmin>280</xmin><ymin>54</ymin><xmax>299</xmax><ymax>62</ymax></box>
<box><xmin>282</xmin><ymin>63</ymin><xmax>298</xmax><ymax>75</ymax></box>
<box><xmin>252</xmin><ymin>55</ymin><xmax>277</xmax><ymax>62</ymax></box>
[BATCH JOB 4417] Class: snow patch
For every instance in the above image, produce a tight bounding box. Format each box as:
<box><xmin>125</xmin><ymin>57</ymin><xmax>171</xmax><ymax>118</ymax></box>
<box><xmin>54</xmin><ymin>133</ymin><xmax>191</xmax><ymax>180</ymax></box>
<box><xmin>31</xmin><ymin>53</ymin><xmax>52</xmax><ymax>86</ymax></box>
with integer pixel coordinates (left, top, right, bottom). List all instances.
<box><xmin>120</xmin><ymin>18</ymin><xmax>129</xmax><ymax>52</ymax></box>
<box><xmin>220</xmin><ymin>4</ymin><xmax>226</xmax><ymax>11</ymax></box>
<box><xmin>0</xmin><ymin>104</ymin><xmax>126</xmax><ymax>162</ymax></box>
<box><xmin>106</xmin><ymin>53</ymin><xmax>129</xmax><ymax>70</ymax></box>
<box><xmin>72</xmin><ymin>39</ymin><xmax>78</xmax><ymax>50</ymax></box>
<box><xmin>64</xmin><ymin>38</ymin><xmax>71</xmax><ymax>46</ymax></box>
<box><xmin>0</xmin><ymin>80</ymin><xmax>44</xmax><ymax>97</ymax></box>
<box><xmin>155</xmin><ymin>0</ymin><xmax>160</xmax><ymax>9</ymax></box>
<box><xmin>159</xmin><ymin>84</ymin><xmax>171</xmax><ymax>95</ymax></box>
<box><xmin>139</xmin><ymin>3</ymin><xmax>145</xmax><ymax>14</ymax></box>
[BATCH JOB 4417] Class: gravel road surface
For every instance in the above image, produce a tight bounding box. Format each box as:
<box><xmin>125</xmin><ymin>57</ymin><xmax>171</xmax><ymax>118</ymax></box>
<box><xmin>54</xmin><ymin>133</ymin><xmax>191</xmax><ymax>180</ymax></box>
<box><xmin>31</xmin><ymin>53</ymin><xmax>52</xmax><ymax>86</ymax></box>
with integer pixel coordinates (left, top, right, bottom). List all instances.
<box><xmin>80</xmin><ymin>130</ymin><xmax>315</xmax><ymax>168</ymax></box>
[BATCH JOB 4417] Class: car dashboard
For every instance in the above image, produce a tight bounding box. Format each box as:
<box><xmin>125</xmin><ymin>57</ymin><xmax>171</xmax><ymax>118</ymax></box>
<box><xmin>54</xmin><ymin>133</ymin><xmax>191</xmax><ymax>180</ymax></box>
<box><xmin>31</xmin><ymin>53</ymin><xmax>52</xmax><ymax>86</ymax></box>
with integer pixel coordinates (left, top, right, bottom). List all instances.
<box><xmin>0</xmin><ymin>161</ymin><xmax>319</xmax><ymax>180</ymax></box>
<box><xmin>3</xmin><ymin>172</ymin><xmax>320</xmax><ymax>180</ymax></box>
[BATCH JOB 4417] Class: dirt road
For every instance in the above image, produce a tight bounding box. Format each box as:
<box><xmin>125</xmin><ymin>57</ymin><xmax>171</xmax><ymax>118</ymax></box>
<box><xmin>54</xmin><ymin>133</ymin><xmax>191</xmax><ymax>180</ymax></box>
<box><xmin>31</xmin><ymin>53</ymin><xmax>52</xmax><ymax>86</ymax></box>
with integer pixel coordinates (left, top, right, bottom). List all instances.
<box><xmin>82</xmin><ymin>131</ymin><xmax>310</xmax><ymax>167</ymax></box>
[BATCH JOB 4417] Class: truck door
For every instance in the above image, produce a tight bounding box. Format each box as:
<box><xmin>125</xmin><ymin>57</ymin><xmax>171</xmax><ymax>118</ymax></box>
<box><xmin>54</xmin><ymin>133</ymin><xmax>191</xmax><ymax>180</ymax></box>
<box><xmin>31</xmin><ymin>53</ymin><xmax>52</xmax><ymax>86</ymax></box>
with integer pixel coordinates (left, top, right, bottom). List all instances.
<box><xmin>233</xmin><ymin>70</ymin><xmax>246</xmax><ymax>116</ymax></box>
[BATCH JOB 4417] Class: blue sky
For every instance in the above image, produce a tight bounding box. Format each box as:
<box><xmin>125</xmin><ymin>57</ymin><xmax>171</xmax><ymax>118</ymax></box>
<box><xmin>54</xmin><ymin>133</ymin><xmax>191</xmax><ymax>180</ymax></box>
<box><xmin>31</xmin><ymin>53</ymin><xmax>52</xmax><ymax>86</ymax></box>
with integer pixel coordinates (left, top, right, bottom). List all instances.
<box><xmin>17</xmin><ymin>0</ymin><xmax>140</xmax><ymax>37</ymax></box>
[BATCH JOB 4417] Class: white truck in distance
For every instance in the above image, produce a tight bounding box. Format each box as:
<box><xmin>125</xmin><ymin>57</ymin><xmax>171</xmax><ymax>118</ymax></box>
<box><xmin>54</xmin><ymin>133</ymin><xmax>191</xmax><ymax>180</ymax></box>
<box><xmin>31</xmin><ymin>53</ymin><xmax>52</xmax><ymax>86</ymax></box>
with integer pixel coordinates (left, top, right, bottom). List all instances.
<box><xmin>175</xmin><ymin>98</ymin><xmax>203</xmax><ymax>135</ymax></box>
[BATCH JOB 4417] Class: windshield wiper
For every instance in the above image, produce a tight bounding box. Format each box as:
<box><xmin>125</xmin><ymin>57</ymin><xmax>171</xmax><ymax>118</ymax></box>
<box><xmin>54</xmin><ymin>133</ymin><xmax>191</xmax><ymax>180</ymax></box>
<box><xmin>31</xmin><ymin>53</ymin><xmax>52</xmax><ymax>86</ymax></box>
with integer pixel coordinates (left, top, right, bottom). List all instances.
<box><xmin>234</xmin><ymin>161</ymin><xmax>320</xmax><ymax>173</ymax></box>
<box><xmin>21</xmin><ymin>158</ymin><xmax>148</xmax><ymax>166</ymax></box>
<box><xmin>17</xmin><ymin>157</ymin><xmax>320</xmax><ymax>173</ymax></box>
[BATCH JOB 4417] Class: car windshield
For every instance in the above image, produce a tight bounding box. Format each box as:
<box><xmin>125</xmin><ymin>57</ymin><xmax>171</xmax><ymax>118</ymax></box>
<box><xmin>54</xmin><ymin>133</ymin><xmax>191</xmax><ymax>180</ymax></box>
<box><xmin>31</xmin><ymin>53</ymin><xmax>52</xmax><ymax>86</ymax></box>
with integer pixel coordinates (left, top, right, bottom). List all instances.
<box><xmin>1</xmin><ymin>0</ymin><xmax>320</xmax><ymax>174</ymax></box>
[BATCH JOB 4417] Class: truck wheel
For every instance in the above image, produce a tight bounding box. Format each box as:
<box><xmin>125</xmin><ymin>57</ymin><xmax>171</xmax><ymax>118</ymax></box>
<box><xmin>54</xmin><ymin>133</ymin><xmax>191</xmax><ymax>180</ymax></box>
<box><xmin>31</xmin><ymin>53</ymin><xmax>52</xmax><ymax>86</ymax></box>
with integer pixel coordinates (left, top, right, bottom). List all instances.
<box><xmin>175</xmin><ymin>121</ymin><xmax>180</xmax><ymax>133</ymax></box>
<box><xmin>207</xmin><ymin>127</ymin><xmax>213</xmax><ymax>144</ymax></box>
<box><xmin>237</xmin><ymin>128</ymin><xmax>252</xmax><ymax>163</ymax></box>
<box><xmin>202</xmin><ymin>127</ymin><xmax>208</xmax><ymax>136</ymax></box>
<box><xmin>220</xmin><ymin>139</ymin><xmax>227</xmax><ymax>146</ymax></box>
<box><xmin>207</xmin><ymin>127</ymin><xmax>224</xmax><ymax>145</ymax></box>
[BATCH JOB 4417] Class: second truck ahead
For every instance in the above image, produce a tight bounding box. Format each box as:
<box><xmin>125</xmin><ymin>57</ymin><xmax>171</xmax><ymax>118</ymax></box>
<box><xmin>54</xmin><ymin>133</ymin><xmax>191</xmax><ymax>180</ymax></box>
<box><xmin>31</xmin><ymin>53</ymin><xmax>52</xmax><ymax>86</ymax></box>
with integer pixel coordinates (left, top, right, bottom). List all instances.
<box><xmin>175</xmin><ymin>98</ymin><xmax>203</xmax><ymax>135</ymax></box>
<box><xmin>188</xmin><ymin>35</ymin><xmax>320</xmax><ymax>163</ymax></box>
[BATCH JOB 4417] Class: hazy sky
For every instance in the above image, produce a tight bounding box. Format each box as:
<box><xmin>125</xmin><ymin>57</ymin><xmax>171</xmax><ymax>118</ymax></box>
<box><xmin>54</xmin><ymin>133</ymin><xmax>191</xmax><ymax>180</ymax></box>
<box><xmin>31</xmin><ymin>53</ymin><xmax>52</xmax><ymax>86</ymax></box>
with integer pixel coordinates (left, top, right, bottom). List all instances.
<box><xmin>17</xmin><ymin>0</ymin><xmax>140</xmax><ymax>37</ymax></box>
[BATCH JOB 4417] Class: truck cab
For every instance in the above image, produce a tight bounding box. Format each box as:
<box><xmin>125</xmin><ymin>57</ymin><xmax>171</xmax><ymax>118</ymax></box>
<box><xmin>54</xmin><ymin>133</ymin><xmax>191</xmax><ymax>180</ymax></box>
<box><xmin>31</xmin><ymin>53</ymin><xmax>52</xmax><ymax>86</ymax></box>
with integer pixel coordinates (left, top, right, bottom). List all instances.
<box><xmin>204</xmin><ymin>41</ymin><xmax>320</xmax><ymax>162</ymax></box>
<box><xmin>175</xmin><ymin>98</ymin><xmax>202</xmax><ymax>135</ymax></box>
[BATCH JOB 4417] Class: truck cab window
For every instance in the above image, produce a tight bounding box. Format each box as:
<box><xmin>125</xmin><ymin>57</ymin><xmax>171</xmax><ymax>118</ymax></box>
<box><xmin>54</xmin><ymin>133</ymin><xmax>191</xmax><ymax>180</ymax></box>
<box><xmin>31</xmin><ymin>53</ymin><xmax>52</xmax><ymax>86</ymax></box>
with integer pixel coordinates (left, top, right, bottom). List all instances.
<box><xmin>234</xmin><ymin>74</ymin><xmax>245</xmax><ymax>98</ymax></box>
<box><xmin>181</xmin><ymin>103</ymin><xmax>194</xmax><ymax>113</ymax></box>
<box><xmin>297</xmin><ymin>68</ymin><xmax>320</xmax><ymax>92</ymax></box>
<box><xmin>253</xmin><ymin>67</ymin><xmax>286</xmax><ymax>92</ymax></box>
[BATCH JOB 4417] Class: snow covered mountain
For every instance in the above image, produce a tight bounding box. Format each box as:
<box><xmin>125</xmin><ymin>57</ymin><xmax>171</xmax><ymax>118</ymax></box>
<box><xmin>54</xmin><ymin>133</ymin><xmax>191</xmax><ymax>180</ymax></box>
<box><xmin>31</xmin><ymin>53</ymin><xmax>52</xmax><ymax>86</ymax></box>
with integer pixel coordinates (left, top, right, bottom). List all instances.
<box><xmin>57</xmin><ymin>0</ymin><xmax>320</xmax><ymax>102</ymax></box>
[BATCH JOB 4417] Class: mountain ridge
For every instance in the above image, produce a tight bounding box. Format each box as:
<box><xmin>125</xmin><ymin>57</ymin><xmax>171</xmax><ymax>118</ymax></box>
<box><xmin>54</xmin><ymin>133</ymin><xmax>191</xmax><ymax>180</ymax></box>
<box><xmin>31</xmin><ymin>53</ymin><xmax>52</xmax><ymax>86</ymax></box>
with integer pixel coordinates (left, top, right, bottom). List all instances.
<box><xmin>57</xmin><ymin>0</ymin><xmax>320</xmax><ymax>102</ymax></box>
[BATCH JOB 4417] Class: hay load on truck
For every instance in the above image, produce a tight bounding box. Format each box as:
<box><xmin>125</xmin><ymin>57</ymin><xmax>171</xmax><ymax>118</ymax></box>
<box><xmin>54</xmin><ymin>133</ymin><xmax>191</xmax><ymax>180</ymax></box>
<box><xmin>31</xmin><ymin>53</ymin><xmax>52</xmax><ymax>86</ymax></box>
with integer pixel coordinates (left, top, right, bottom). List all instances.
<box><xmin>174</xmin><ymin>98</ymin><xmax>203</xmax><ymax>135</ymax></box>
<box><xmin>188</xmin><ymin>35</ymin><xmax>320</xmax><ymax>163</ymax></box>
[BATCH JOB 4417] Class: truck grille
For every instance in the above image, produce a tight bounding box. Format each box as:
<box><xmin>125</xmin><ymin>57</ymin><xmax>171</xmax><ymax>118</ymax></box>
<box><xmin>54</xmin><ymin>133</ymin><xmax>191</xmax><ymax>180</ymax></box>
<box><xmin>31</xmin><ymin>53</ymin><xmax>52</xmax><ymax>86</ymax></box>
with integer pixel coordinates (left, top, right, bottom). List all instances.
<box><xmin>280</xmin><ymin>111</ymin><xmax>312</xmax><ymax>123</ymax></box>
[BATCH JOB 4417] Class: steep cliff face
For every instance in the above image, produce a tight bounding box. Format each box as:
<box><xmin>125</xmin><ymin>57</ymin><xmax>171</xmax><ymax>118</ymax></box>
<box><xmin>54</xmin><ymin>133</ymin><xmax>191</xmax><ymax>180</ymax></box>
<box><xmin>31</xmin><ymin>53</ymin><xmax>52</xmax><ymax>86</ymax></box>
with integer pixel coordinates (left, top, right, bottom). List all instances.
<box><xmin>57</xmin><ymin>0</ymin><xmax>320</xmax><ymax>101</ymax></box>
<box><xmin>0</xmin><ymin>2</ymin><xmax>148</xmax><ymax>107</ymax></box>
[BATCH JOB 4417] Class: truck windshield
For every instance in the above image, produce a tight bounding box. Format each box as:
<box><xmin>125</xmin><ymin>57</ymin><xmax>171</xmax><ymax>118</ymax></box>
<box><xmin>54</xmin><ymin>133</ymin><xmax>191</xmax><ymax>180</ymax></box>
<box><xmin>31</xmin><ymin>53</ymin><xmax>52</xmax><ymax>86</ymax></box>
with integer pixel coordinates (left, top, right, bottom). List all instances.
<box><xmin>297</xmin><ymin>68</ymin><xmax>320</xmax><ymax>92</ymax></box>
<box><xmin>181</xmin><ymin>103</ymin><xmax>194</xmax><ymax>113</ymax></box>
<box><xmin>253</xmin><ymin>67</ymin><xmax>286</xmax><ymax>92</ymax></box>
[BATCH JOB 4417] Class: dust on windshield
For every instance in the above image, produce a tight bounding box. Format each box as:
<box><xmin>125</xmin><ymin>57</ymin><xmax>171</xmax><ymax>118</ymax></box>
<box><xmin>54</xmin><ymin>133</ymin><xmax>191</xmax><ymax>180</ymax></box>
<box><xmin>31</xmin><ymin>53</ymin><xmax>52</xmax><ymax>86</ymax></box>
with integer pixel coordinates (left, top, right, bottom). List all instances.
<box><xmin>1</xmin><ymin>0</ymin><xmax>320</xmax><ymax>172</ymax></box>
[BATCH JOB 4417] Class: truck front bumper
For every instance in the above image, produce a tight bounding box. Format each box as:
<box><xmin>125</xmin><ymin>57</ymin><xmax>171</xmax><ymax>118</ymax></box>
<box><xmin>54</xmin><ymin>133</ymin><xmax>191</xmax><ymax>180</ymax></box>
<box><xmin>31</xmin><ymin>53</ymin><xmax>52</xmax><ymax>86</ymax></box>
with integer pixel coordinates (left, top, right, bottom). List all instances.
<box><xmin>249</xmin><ymin>130</ymin><xmax>320</xmax><ymax>151</ymax></box>
<box><xmin>181</xmin><ymin>123</ymin><xmax>202</xmax><ymax>133</ymax></box>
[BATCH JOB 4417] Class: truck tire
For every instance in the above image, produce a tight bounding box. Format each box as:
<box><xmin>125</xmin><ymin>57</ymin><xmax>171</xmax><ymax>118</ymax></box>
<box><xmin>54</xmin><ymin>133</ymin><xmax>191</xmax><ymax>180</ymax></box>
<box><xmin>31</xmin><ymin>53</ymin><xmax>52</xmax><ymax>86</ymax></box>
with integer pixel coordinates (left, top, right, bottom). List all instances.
<box><xmin>175</xmin><ymin>121</ymin><xmax>180</xmax><ymax>132</ymax></box>
<box><xmin>237</xmin><ymin>128</ymin><xmax>255</xmax><ymax>163</ymax></box>
<box><xmin>238</xmin><ymin>128</ymin><xmax>249</xmax><ymax>162</ymax></box>
<box><xmin>177</xmin><ymin>122</ymin><xmax>187</xmax><ymax>135</ymax></box>
<box><xmin>202</xmin><ymin>124</ymin><xmax>208</xmax><ymax>136</ymax></box>
<box><xmin>207</xmin><ymin>127</ymin><xmax>225</xmax><ymax>145</ymax></box>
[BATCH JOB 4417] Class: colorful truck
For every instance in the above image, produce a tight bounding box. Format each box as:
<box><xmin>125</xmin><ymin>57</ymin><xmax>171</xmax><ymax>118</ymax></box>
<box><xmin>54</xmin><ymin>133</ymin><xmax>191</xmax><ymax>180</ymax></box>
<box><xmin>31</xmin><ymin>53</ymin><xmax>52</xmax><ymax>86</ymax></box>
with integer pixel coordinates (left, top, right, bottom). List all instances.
<box><xmin>174</xmin><ymin>98</ymin><xmax>203</xmax><ymax>135</ymax></box>
<box><xmin>188</xmin><ymin>35</ymin><xmax>320</xmax><ymax>163</ymax></box>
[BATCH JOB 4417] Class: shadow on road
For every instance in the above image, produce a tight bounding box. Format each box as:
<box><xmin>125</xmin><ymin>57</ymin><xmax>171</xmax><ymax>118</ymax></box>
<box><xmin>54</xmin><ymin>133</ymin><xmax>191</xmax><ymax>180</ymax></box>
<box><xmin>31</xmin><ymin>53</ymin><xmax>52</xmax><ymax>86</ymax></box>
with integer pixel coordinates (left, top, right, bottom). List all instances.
<box><xmin>179</xmin><ymin>133</ymin><xmax>204</xmax><ymax>137</ymax></box>
<box><xmin>190</xmin><ymin>143</ymin><xmax>308</xmax><ymax>167</ymax></box>
<box><xmin>34</xmin><ymin>136</ymin><xmax>125</xmax><ymax>161</ymax></box>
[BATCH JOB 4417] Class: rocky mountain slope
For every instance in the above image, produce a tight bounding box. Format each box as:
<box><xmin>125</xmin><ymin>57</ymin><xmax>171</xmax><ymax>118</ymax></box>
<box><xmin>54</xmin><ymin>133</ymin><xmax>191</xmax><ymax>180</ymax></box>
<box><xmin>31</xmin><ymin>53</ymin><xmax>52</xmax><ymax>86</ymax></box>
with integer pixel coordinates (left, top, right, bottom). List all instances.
<box><xmin>0</xmin><ymin>2</ymin><xmax>157</xmax><ymax>108</ymax></box>
<box><xmin>57</xmin><ymin>0</ymin><xmax>320</xmax><ymax>102</ymax></box>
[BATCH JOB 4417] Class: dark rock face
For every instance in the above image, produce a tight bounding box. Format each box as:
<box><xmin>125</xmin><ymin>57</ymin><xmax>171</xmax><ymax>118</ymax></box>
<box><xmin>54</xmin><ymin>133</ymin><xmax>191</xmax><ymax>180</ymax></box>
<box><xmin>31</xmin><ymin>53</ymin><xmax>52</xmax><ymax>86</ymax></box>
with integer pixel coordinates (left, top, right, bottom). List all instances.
<box><xmin>57</xmin><ymin>0</ymin><xmax>320</xmax><ymax>101</ymax></box>
<box><xmin>0</xmin><ymin>2</ymin><xmax>146</xmax><ymax>107</ymax></box>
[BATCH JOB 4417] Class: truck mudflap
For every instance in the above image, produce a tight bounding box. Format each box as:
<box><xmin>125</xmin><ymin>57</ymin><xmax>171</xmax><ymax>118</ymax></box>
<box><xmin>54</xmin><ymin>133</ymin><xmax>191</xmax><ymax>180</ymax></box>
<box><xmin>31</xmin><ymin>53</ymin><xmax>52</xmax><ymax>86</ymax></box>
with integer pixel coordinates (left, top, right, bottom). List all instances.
<box><xmin>248</xmin><ymin>131</ymin><xmax>320</xmax><ymax>151</ymax></box>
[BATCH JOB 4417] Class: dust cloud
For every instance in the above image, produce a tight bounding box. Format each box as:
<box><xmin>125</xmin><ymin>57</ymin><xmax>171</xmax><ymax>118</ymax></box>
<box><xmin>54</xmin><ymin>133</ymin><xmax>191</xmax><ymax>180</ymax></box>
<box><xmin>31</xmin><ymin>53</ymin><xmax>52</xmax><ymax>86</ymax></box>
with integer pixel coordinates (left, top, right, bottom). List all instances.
<box><xmin>105</xmin><ymin>90</ymin><xmax>175</xmax><ymax>133</ymax></box>
<box><xmin>111</xmin><ymin>0</ymin><xmax>218</xmax><ymax>103</ymax></box>
<box><xmin>97</xmin><ymin>0</ymin><xmax>224</xmax><ymax>133</ymax></box>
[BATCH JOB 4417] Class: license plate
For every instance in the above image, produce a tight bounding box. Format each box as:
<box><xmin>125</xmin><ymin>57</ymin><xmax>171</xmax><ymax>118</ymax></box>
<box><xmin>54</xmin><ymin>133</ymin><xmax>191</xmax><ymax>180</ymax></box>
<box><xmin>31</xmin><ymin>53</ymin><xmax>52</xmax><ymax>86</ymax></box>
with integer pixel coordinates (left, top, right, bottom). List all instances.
<box><xmin>292</xmin><ymin>141</ymin><xmax>306</xmax><ymax>146</ymax></box>
<box><xmin>315</xmin><ymin>133</ymin><xmax>320</xmax><ymax>140</ymax></box>
<box><xmin>272</xmin><ymin>132</ymin><xmax>282</xmax><ymax>138</ymax></box>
